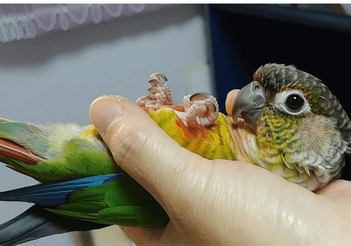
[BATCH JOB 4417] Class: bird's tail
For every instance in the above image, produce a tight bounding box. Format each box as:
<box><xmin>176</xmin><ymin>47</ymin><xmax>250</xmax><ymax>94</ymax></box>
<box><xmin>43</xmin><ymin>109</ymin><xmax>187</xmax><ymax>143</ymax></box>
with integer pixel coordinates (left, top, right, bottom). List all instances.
<box><xmin>0</xmin><ymin>205</ymin><xmax>107</xmax><ymax>246</ymax></box>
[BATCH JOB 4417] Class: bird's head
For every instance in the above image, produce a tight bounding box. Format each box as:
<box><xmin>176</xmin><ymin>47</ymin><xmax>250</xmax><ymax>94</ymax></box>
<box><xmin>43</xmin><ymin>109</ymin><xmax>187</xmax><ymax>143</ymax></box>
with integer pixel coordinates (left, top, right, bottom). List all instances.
<box><xmin>232</xmin><ymin>63</ymin><xmax>351</xmax><ymax>189</ymax></box>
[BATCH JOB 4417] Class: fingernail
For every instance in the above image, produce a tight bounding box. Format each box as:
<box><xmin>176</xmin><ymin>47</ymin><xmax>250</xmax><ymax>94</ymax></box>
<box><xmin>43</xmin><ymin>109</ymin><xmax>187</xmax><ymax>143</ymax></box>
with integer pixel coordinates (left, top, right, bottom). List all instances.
<box><xmin>89</xmin><ymin>95</ymin><xmax>125</xmax><ymax>135</ymax></box>
<box><xmin>225</xmin><ymin>89</ymin><xmax>241</xmax><ymax>116</ymax></box>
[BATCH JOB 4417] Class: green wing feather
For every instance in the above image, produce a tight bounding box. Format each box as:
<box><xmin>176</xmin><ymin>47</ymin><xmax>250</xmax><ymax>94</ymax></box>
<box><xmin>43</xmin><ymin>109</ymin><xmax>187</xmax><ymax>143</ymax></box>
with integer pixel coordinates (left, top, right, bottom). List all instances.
<box><xmin>47</xmin><ymin>176</ymin><xmax>169</xmax><ymax>227</ymax></box>
<box><xmin>0</xmin><ymin>122</ymin><xmax>123</xmax><ymax>182</ymax></box>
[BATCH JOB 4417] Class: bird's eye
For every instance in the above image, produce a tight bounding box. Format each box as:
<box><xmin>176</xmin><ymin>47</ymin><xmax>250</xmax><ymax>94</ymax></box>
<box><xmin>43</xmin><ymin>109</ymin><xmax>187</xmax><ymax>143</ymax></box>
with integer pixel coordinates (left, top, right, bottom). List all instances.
<box><xmin>274</xmin><ymin>90</ymin><xmax>310</xmax><ymax>115</ymax></box>
<box><xmin>285</xmin><ymin>94</ymin><xmax>304</xmax><ymax>112</ymax></box>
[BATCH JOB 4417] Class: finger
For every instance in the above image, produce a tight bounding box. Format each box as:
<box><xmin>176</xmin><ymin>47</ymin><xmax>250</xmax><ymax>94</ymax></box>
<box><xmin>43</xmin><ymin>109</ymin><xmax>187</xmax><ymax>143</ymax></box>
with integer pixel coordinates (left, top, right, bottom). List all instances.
<box><xmin>119</xmin><ymin>226</ymin><xmax>164</xmax><ymax>245</ymax></box>
<box><xmin>316</xmin><ymin>179</ymin><xmax>351</xmax><ymax>205</ymax></box>
<box><xmin>89</xmin><ymin>95</ymin><xmax>212</xmax><ymax>215</ymax></box>
<box><xmin>225</xmin><ymin>89</ymin><xmax>240</xmax><ymax>116</ymax></box>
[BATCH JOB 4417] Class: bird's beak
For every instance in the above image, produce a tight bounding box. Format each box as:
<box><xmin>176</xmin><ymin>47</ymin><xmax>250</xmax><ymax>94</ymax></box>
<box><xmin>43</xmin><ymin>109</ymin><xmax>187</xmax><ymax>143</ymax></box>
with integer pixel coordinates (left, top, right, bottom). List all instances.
<box><xmin>232</xmin><ymin>81</ymin><xmax>266</xmax><ymax>130</ymax></box>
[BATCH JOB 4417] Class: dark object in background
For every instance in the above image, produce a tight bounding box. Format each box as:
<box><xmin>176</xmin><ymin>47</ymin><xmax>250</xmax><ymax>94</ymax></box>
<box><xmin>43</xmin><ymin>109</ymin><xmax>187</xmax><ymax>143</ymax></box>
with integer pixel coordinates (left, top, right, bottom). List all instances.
<box><xmin>208</xmin><ymin>4</ymin><xmax>351</xmax><ymax>180</ymax></box>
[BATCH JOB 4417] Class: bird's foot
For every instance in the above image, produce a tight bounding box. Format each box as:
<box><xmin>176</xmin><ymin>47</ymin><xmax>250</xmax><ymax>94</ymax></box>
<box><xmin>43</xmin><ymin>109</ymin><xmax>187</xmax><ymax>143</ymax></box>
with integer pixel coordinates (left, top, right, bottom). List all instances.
<box><xmin>179</xmin><ymin>93</ymin><xmax>219</xmax><ymax>128</ymax></box>
<box><xmin>136</xmin><ymin>73</ymin><xmax>218</xmax><ymax>129</ymax></box>
<box><xmin>136</xmin><ymin>72</ymin><xmax>175</xmax><ymax>107</ymax></box>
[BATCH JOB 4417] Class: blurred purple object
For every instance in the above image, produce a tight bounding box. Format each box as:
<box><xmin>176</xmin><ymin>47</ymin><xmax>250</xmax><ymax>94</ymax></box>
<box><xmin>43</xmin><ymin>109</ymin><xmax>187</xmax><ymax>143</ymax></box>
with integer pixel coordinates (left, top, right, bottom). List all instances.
<box><xmin>0</xmin><ymin>4</ymin><xmax>164</xmax><ymax>43</ymax></box>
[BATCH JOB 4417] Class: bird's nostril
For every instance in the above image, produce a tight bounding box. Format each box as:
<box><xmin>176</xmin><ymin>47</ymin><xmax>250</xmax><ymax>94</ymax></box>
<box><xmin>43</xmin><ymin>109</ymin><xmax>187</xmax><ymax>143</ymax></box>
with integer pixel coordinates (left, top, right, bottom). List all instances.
<box><xmin>253</xmin><ymin>82</ymin><xmax>260</xmax><ymax>91</ymax></box>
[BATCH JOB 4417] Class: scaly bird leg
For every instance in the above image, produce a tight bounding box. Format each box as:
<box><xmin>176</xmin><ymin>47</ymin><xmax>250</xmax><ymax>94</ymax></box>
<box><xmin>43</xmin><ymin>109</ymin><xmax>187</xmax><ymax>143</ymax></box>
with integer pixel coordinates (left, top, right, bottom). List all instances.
<box><xmin>181</xmin><ymin>93</ymin><xmax>219</xmax><ymax>128</ymax></box>
<box><xmin>136</xmin><ymin>72</ymin><xmax>175</xmax><ymax>107</ymax></box>
<box><xmin>136</xmin><ymin>73</ymin><xmax>219</xmax><ymax>131</ymax></box>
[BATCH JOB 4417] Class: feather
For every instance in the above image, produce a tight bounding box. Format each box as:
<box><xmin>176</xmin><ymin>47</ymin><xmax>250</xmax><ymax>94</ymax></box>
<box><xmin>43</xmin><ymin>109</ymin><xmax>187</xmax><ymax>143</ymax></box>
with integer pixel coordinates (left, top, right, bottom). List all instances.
<box><xmin>0</xmin><ymin>205</ymin><xmax>107</xmax><ymax>246</ymax></box>
<box><xmin>0</xmin><ymin>174</ymin><xmax>123</xmax><ymax>208</ymax></box>
<box><xmin>0</xmin><ymin>139</ymin><xmax>43</xmax><ymax>164</ymax></box>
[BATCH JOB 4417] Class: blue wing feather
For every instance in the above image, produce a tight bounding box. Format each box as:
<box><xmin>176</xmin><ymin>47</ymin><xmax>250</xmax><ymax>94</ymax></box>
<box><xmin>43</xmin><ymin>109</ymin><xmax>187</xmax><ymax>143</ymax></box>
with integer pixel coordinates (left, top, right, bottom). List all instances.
<box><xmin>0</xmin><ymin>205</ymin><xmax>108</xmax><ymax>246</ymax></box>
<box><xmin>0</xmin><ymin>174</ymin><xmax>124</xmax><ymax>208</ymax></box>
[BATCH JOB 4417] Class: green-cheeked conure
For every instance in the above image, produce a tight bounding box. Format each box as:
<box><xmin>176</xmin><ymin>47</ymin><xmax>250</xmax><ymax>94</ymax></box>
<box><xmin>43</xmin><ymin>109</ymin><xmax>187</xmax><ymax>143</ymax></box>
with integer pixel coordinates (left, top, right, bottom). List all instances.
<box><xmin>0</xmin><ymin>63</ymin><xmax>349</xmax><ymax>245</ymax></box>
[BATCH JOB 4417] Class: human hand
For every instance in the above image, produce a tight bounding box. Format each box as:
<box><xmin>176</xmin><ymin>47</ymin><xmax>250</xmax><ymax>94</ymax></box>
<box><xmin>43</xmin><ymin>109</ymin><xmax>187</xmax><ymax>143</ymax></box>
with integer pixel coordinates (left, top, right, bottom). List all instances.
<box><xmin>89</xmin><ymin>92</ymin><xmax>351</xmax><ymax>245</ymax></box>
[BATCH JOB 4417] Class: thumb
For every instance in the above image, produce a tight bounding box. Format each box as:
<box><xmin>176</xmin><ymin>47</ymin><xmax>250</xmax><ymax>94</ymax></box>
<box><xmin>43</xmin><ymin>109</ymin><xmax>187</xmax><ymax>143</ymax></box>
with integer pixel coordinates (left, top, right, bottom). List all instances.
<box><xmin>89</xmin><ymin>95</ymin><xmax>211</xmax><ymax>214</ymax></box>
<box><xmin>225</xmin><ymin>89</ymin><xmax>240</xmax><ymax>116</ymax></box>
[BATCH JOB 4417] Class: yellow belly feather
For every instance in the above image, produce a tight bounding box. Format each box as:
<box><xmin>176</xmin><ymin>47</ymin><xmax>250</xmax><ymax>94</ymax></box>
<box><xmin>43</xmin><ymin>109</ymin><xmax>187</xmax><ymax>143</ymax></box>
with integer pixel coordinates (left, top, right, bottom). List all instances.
<box><xmin>81</xmin><ymin>108</ymin><xmax>236</xmax><ymax>161</ymax></box>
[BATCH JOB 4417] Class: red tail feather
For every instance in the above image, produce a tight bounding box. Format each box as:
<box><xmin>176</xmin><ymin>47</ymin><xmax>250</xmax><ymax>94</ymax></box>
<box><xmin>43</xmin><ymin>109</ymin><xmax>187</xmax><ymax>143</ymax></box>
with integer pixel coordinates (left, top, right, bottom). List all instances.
<box><xmin>0</xmin><ymin>139</ymin><xmax>42</xmax><ymax>164</ymax></box>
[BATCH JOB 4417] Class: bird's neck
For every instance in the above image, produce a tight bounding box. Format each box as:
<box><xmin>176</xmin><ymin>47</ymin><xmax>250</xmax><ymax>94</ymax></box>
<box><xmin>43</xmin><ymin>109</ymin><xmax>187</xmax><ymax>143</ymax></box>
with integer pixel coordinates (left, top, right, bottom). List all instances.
<box><xmin>229</xmin><ymin>113</ymin><xmax>318</xmax><ymax>189</ymax></box>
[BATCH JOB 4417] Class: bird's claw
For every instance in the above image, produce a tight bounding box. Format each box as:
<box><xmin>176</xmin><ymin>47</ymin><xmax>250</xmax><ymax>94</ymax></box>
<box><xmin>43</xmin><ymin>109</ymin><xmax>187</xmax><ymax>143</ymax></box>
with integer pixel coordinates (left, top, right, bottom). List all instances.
<box><xmin>136</xmin><ymin>72</ymin><xmax>174</xmax><ymax>107</ymax></box>
<box><xmin>136</xmin><ymin>73</ymin><xmax>219</xmax><ymax>128</ymax></box>
<box><xmin>183</xmin><ymin>92</ymin><xmax>219</xmax><ymax>127</ymax></box>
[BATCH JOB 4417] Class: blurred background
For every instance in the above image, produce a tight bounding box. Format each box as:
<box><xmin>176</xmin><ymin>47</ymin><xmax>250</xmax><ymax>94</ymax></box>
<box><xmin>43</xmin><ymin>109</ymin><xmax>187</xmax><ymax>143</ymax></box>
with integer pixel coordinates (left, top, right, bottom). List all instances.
<box><xmin>0</xmin><ymin>4</ymin><xmax>351</xmax><ymax>245</ymax></box>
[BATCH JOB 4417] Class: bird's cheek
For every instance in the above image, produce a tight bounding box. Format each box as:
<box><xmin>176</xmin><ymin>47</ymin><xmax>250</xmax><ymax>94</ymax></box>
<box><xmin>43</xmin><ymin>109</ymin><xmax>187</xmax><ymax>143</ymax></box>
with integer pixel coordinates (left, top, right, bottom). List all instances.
<box><xmin>256</xmin><ymin>121</ymin><xmax>273</xmax><ymax>145</ymax></box>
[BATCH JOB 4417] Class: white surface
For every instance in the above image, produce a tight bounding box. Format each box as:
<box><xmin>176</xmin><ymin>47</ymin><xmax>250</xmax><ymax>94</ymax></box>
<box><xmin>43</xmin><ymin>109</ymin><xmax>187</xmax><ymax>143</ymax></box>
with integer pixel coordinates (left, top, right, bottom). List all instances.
<box><xmin>0</xmin><ymin>4</ymin><xmax>212</xmax><ymax>246</ymax></box>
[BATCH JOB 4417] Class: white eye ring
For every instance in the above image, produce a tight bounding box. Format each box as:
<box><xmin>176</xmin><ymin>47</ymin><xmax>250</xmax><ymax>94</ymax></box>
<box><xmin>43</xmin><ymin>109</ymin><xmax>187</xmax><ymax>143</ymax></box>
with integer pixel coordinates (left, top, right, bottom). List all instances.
<box><xmin>273</xmin><ymin>90</ymin><xmax>311</xmax><ymax>115</ymax></box>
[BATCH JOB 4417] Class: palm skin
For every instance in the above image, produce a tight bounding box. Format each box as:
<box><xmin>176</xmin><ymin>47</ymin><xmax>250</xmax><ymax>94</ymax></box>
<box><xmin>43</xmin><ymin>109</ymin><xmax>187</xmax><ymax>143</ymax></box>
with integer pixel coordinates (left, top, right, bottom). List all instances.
<box><xmin>0</xmin><ymin>64</ymin><xmax>350</xmax><ymax>245</ymax></box>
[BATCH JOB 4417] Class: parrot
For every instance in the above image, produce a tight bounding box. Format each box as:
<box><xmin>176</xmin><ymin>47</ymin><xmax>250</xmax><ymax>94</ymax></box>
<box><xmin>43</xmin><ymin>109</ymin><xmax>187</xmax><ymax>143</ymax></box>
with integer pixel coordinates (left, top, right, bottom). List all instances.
<box><xmin>0</xmin><ymin>63</ymin><xmax>350</xmax><ymax>245</ymax></box>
